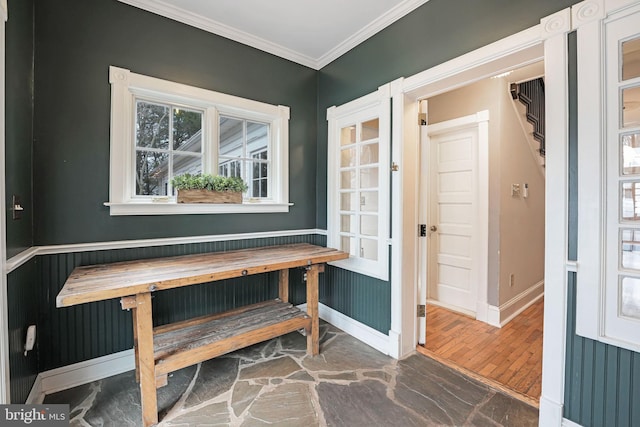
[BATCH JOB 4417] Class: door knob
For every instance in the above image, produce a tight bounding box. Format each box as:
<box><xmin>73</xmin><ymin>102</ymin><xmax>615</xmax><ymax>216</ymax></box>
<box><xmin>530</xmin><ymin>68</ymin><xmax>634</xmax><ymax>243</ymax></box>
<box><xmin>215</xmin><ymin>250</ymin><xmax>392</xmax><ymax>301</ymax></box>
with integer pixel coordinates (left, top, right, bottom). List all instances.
<box><xmin>430</xmin><ymin>225</ymin><xmax>438</xmax><ymax>232</ymax></box>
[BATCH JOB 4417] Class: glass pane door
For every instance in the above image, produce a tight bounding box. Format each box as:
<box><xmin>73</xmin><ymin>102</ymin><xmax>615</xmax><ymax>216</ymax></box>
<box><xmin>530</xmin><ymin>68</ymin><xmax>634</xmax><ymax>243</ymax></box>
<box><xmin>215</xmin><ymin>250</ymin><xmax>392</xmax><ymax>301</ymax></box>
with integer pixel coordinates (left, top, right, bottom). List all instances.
<box><xmin>338</xmin><ymin>119</ymin><xmax>380</xmax><ymax>259</ymax></box>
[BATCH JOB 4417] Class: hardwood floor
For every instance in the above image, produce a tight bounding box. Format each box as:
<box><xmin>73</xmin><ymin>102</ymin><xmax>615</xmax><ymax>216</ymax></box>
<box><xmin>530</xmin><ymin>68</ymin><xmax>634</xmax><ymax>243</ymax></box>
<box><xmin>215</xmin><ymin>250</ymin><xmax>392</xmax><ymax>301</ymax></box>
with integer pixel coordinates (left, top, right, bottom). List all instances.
<box><xmin>420</xmin><ymin>298</ymin><xmax>543</xmax><ymax>404</ymax></box>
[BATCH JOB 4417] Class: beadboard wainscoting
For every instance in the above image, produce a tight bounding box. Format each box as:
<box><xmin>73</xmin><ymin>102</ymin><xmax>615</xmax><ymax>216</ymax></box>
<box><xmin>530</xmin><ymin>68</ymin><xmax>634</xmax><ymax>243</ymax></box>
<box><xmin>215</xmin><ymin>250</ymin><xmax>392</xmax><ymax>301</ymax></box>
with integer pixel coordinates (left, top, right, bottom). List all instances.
<box><xmin>6</xmin><ymin>229</ymin><xmax>392</xmax><ymax>403</ymax></box>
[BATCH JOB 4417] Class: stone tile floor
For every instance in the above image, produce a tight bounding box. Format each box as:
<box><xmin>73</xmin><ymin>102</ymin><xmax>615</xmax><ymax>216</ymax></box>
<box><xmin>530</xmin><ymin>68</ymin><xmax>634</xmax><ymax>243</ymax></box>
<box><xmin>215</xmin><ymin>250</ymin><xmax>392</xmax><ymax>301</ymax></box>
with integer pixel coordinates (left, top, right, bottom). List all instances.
<box><xmin>44</xmin><ymin>322</ymin><xmax>539</xmax><ymax>426</ymax></box>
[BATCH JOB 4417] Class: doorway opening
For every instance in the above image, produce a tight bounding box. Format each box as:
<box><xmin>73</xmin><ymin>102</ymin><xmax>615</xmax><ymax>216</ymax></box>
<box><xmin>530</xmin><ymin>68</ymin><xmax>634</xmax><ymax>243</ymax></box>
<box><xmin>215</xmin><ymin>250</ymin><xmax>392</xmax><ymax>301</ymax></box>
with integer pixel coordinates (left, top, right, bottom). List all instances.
<box><xmin>417</xmin><ymin>61</ymin><xmax>545</xmax><ymax>406</ymax></box>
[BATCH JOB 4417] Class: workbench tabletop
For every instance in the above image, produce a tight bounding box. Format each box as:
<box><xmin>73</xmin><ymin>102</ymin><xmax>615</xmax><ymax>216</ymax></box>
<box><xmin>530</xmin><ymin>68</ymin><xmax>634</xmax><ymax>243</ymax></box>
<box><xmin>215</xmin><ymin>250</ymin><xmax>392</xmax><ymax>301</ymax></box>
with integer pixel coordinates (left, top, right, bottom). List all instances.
<box><xmin>56</xmin><ymin>243</ymin><xmax>348</xmax><ymax>307</ymax></box>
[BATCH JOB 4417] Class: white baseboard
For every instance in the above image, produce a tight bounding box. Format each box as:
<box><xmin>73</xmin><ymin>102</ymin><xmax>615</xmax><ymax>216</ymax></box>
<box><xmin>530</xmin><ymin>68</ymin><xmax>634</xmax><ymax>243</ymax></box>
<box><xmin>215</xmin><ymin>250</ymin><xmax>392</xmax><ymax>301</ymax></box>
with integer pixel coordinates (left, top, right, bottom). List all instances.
<box><xmin>487</xmin><ymin>305</ymin><xmax>502</xmax><ymax>327</ymax></box>
<box><xmin>26</xmin><ymin>349</ymin><xmax>135</xmax><ymax>403</ymax></box>
<box><xmin>476</xmin><ymin>301</ymin><xmax>489</xmax><ymax>323</ymax></box>
<box><xmin>25</xmin><ymin>375</ymin><xmax>43</xmax><ymax>404</ymax></box>
<box><xmin>387</xmin><ymin>329</ymin><xmax>402</xmax><ymax>359</ymax></box>
<box><xmin>298</xmin><ymin>303</ymin><xmax>391</xmax><ymax>356</ymax></box>
<box><xmin>27</xmin><ymin>305</ymin><xmax>390</xmax><ymax>400</ymax></box>
<box><xmin>539</xmin><ymin>395</ymin><xmax>564</xmax><ymax>426</ymax></box>
<box><xmin>487</xmin><ymin>281</ymin><xmax>544</xmax><ymax>328</ymax></box>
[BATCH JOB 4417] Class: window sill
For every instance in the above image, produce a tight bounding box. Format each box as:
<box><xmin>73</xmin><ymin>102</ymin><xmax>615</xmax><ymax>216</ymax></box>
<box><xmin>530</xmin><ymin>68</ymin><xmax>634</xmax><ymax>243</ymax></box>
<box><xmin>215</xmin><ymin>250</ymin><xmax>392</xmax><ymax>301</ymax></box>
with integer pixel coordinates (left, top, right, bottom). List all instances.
<box><xmin>104</xmin><ymin>201</ymin><xmax>293</xmax><ymax>216</ymax></box>
<box><xmin>328</xmin><ymin>257</ymin><xmax>388</xmax><ymax>281</ymax></box>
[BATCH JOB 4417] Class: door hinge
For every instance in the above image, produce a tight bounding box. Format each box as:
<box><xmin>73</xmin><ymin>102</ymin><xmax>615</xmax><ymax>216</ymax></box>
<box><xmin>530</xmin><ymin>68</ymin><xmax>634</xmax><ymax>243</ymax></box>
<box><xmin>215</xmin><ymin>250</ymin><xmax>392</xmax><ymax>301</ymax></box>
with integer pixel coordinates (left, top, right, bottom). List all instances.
<box><xmin>419</xmin><ymin>224</ymin><xmax>426</xmax><ymax>237</ymax></box>
<box><xmin>419</xmin><ymin>112</ymin><xmax>427</xmax><ymax>126</ymax></box>
<box><xmin>417</xmin><ymin>304</ymin><xmax>426</xmax><ymax>317</ymax></box>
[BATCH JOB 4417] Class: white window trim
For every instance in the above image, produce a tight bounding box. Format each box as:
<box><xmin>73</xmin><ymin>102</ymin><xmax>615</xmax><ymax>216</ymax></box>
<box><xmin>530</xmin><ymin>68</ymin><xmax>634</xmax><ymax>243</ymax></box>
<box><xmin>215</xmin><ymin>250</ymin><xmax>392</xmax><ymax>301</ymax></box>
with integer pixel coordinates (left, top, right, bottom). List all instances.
<box><xmin>326</xmin><ymin>84</ymin><xmax>391</xmax><ymax>281</ymax></box>
<box><xmin>575</xmin><ymin>0</ymin><xmax>640</xmax><ymax>353</ymax></box>
<box><xmin>107</xmin><ymin>66</ymin><xmax>290</xmax><ymax>215</ymax></box>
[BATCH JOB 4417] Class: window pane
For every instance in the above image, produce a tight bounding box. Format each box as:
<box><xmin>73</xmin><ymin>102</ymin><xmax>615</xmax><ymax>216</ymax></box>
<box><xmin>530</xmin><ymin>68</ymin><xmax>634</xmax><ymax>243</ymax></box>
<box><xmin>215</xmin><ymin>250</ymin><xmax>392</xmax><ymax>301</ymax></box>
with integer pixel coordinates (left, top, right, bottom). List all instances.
<box><xmin>622</xmin><ymin>181</ymin><xmax>640</xmax><ymax>220</ymax></box>
<box><xmin>251</xmin><ymin>158</ymin><xmax>268</xmax><ymax>198</ymax></box>
<box><xmin>136</xmin><ymin>102</ymin><xmax>169</xmax><ymax>149</ymax></box>
<box><xmin>360</xmin><ymin>167</ymin><xmax>378</xmax><ymax>189</ymax></box>
<box><xmin>260</xmin><ymin>179</ymin><xmax>267</xmax><ymax>197</ymax></box>
<box><xmin>361</xmin><ymin>239</ymin><xmax>378</xmax><ymax>261</ymax></box>
<box><xmin>173</xmin><ymin>154</ymin><xmax>202</xmax><ymax>177</ymax></box>
<box><xmin>622</xmin><ymin>86</ymin><xmax>640</xmax><ymax>128</ymax></box>
<box><xmin>219</xmin><ymin>160</ymin><xmax>242</xmax><ymax>178</ymax></box>
<box><xmin>341</xmin><ymin>236</ymin><xmax>356</xmax><ymax>256</ymax></box>
<box><xmin>341</xmin><ymin>126</ymin><xmax>356</xmax><ymax>146</ymax></box>
<box><xmin>340</xmin><ymin>192</ymin><xmax>357</xmax><ymax>211</ymax></box>
<box><xmin>622</xmin><ymin>37</ymin><xmax>640</xmax><ymax>81</ymax></box>
<box><xmin>362</xmin><ymin>119</ymin><xmax>379</xmax><ymax>141</ymax></box>
<box><xmin>219</xmin><ymin>116</ymin><xmax>244</xmax><ymax>157</ymax></box>
<box><xmin>136</xmin><ymin>151</ymin><xmax>168</xmax><ymax>196</ymax></box>
<box><xmin>622</xmin><ymin>229</ymin><xmax>640</xmax><ymax>270</ymax></box>
<box><xmin>341</xmin><ymin>214</ymin><xmax>355</xmax><ymax>233</ymax></box>
<box><xmin>173</xmin><ymin>108</ymin><xmax>202</xmax><ymax>152</ymax></box>
<box><xmin>622</xmin><ymin>132</ymin><xmax>640</xmax><ymax>175</ymax></box>
<box><xmin>341</xmin><ymin>170</ymin><xmax>356</xmax><ymax>189</ymax></box>
<box><xmin>360</xmin><ymin>215</ymin><xmax>378</xmax><ymax>236</ymax></box>
<box><xmin>360</xmin><ymin>143</ymin><xmax>379</xmax><ymax>165</ymax></box>
<box><xmin>341</xmin><ymin>148</ymin><xmax>356</xmax><ymax>167</ymax></box>
<box><xmin>360</xmin><ymin>191</ymin><xmax>379</xmax><ymax>212</ymax></box>
<box><xmin>247</xmin><ymin>121</ymin><xmax>269</xmax><ymax>156</ymax></box>
<box><xmin>621</xmin><ymin>277</ymin><xmax>640</xmax><ymax>320</ymax></box>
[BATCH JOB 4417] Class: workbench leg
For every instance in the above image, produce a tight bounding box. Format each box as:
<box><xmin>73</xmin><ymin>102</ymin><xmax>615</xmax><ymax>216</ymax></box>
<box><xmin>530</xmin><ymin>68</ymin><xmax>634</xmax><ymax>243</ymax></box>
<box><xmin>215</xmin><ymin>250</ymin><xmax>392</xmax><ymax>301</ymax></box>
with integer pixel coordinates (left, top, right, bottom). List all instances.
<box><xmin>132</xmin><ymin>308</ymin><xmax>140</xmax><ymax>382</ymax></box>
<box><xmin>279</xmin><ymin>269</ymin><xmax>289</xmax><ymax>303</ymax></box>
<box><xmin>134</xmin><ymin>292</ymin><xmax>158</xmax><ymax>427</ymax></box>
<box><xmin>306</xmin><ymin>265</ymin><xmax>320</xmax><ymax>356</ymax></box>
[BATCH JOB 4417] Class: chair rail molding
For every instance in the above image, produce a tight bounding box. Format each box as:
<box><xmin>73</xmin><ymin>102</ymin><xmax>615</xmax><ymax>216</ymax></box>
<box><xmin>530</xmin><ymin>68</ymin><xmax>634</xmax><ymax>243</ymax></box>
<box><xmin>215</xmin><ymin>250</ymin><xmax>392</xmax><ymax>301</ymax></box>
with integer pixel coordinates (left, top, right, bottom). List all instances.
<box><xmin>5</xmin><ymin>229</ymin><xmax>328</xmax><ymax>274</ymax></box>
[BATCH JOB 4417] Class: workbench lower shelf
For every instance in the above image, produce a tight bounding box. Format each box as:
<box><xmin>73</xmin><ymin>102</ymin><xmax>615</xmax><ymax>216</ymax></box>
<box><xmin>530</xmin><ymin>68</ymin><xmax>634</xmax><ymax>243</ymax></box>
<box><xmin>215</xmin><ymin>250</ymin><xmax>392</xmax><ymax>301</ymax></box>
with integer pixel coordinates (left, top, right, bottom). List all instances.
<box><xmin>57</xmin><ymin>244</ymin><xmax>349</xmax><ymax>426</ymax></box>
<box><xmin>150</xmin><ymin>299</ymin><xmax>312</xmax><ymax>383</ymax></box>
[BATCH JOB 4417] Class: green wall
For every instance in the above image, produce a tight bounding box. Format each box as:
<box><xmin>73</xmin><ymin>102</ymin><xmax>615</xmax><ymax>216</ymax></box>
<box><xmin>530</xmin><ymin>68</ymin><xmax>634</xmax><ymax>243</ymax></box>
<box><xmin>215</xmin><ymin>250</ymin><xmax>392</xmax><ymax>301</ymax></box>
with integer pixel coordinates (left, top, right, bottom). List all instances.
<box><xmin>7</xmin><ymin>260</ymin><xmax>38</xmax><ymax>404</ymax></box>
<box><xmin>5</xmin><ymin>0</ymin><xmax>38</xmax><ymax>404</ymax></box>
<box><xmin>33</xmin><ymin>0</ymin><xmax>318</xmax><ymax>245</ymax></box>
<box><xmin>5</xmin><ymin>0</ymin><xmax>34</xmax><ymax>258</ymax></box>
<box><xmin>564</xmin><ymin>273</ymin><xmax>640</xmax><ymax>426</ymax></box>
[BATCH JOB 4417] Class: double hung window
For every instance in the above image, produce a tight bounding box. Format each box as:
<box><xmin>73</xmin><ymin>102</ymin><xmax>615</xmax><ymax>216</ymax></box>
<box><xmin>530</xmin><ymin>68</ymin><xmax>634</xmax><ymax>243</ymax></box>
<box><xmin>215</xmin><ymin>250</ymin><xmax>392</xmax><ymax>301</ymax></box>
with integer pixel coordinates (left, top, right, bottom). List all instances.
<box><xmin>107</xmin><ymin>66</ymin><xmax>289</xmax><ymax>215</ymax></box>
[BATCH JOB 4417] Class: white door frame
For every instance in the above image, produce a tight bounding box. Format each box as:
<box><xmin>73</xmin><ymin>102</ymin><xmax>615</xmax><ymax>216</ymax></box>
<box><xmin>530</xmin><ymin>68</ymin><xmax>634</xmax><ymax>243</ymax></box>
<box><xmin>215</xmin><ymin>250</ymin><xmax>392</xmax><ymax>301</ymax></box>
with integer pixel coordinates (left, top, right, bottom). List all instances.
<box><xmin>419</xmin><ymin>112</ymin><xmax>489</xmax><ymax>321</ymax></box>
<box><xmin>389</xmin><ymin>8</ymin><xmax>571</xmax><ymax>426</ymax></box>
<box><xmin>1</xmin><ymin>0</ymin><xmax>10</xmax><ymax>404</ymax></box>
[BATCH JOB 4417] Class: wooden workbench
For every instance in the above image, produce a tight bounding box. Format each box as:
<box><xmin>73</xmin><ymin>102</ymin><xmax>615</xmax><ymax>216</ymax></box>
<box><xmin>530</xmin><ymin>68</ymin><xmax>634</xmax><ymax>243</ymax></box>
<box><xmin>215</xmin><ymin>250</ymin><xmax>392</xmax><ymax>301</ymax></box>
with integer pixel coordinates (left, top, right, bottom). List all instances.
<box><xmin>56</xmin><ymin>243</ymin><xmax>348</xmax><ymax>426</ymax></box>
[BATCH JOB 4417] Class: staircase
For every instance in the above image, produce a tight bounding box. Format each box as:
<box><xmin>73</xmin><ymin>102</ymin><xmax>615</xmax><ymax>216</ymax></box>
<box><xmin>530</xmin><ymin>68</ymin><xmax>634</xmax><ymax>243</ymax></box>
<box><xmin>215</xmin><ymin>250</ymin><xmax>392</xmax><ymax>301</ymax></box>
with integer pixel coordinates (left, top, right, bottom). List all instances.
<box><xmin>510</xmin><ymin>78</ymin><xmax>545</xmax><ymax>174</ymax></box>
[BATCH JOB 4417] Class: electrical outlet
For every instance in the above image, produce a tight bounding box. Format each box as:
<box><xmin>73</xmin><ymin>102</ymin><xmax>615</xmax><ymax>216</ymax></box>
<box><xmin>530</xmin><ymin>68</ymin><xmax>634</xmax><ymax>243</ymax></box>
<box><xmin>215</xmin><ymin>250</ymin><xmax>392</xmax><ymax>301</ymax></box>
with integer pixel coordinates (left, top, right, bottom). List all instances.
<box><xmin>509</xmin><ymin>274</ymin><xmax>515</xmax><ymax>287</ymax></box>
<box><xmin>511</xmin><ymin>184</ymin><xmax>521</xmax><ymax>197</ymax></box>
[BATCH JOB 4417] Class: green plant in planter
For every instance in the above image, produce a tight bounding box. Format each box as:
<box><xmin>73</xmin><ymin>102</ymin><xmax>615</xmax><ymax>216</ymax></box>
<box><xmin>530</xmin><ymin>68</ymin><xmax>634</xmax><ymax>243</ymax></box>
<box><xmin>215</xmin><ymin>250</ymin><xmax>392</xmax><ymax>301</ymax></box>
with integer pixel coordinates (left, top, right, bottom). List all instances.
<box><xmin>171</xmin><ymin>173</ymin><xmax>248</xmax><ymax>193</ymax></box>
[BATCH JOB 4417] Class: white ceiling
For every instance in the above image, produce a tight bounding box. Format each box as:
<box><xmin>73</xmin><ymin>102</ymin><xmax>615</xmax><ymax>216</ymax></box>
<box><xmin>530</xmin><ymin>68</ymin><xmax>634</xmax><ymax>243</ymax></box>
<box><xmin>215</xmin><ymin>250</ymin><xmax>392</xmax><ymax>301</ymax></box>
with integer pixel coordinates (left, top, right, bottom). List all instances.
<box><xmin>118</xmin><ymin>0</ymin><xmax>430</xmax><ymax>69</ymax></box>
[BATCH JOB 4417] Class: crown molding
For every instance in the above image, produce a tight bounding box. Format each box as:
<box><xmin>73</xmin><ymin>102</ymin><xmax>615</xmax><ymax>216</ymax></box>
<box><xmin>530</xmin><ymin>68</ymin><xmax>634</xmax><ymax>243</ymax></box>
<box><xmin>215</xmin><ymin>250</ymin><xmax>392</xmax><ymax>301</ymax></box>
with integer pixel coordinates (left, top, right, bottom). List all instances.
<box><xmin>118</xmin><ymin>0</ymin><xmax>318</xmax><ymax>68</ymax></box>
<box><xmin>118</xmin><ymin>0</ymin><xmax>430</xmax><ymax>70</ymax></box>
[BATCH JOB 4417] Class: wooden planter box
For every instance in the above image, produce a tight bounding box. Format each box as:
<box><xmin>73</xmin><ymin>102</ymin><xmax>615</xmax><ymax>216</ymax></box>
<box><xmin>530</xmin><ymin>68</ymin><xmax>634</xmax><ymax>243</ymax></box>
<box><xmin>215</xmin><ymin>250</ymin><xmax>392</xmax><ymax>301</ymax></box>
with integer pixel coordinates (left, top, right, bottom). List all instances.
<box><xmin>176</xmin><ymin>189</ymin><xmax>242</xmax><ymax>204</ymax></box>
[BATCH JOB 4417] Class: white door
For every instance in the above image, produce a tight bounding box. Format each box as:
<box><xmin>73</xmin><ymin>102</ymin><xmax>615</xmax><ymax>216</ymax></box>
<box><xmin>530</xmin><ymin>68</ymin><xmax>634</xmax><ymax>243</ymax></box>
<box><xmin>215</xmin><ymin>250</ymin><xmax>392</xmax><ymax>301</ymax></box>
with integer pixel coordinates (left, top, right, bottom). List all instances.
<box><xmin>422</xmin><ymin>112</ymin><xmax>489</xmax><ymax>317</ymax></box>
